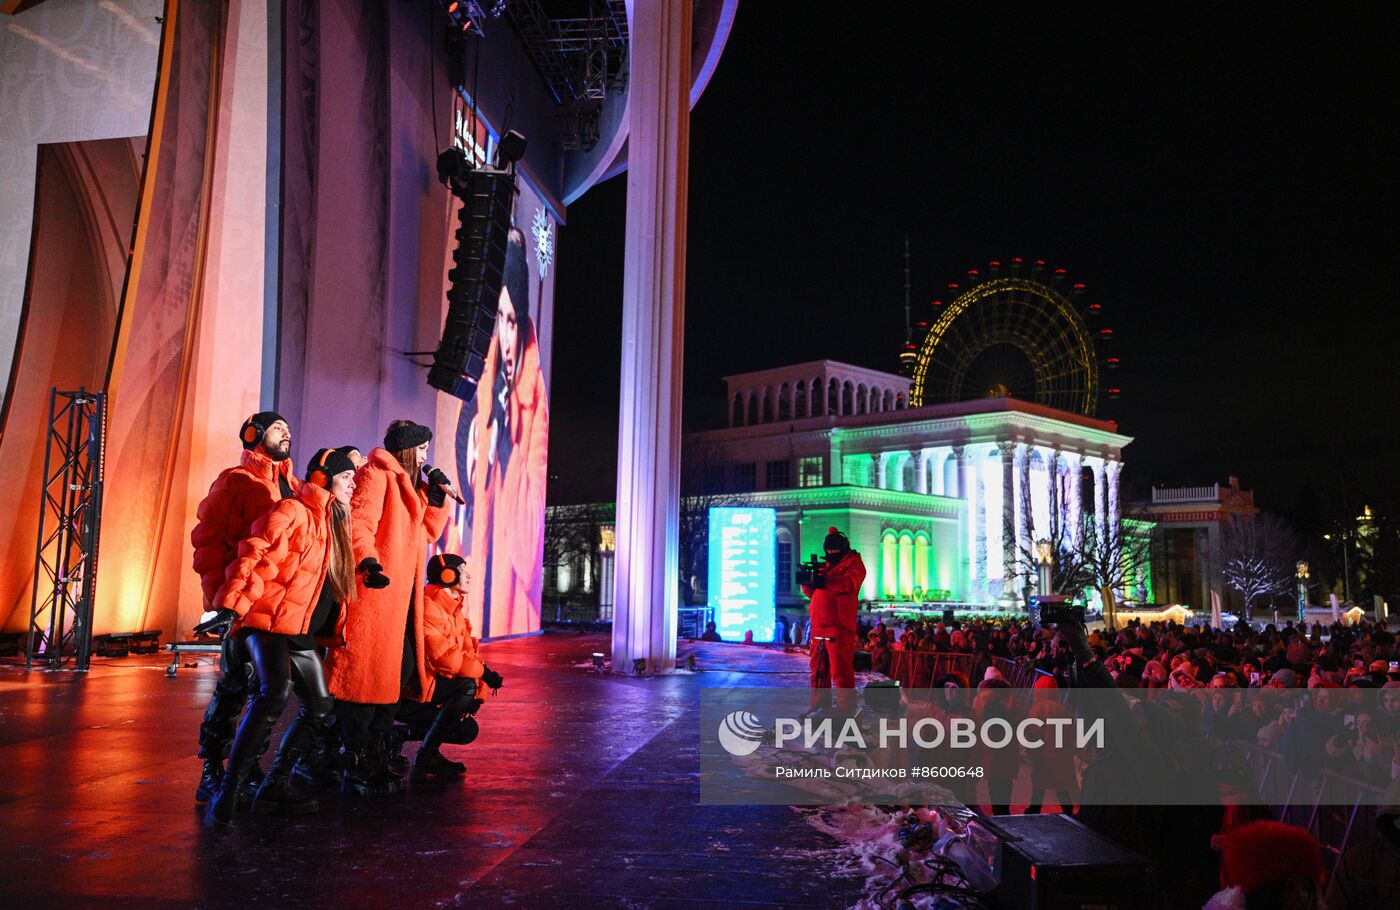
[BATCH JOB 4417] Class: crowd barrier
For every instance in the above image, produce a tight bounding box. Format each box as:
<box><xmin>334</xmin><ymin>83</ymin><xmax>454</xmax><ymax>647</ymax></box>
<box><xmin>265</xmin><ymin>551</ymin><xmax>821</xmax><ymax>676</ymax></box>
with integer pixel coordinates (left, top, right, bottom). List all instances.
<box><xmin>1229</xmin><ymin>739</ymin><xmax>1390</xmax><ymax>863</ymax></box>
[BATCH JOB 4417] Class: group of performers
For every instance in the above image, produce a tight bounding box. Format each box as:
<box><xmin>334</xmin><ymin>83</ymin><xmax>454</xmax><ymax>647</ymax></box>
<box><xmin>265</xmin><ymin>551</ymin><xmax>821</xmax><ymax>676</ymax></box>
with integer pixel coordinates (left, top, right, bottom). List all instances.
<box><xmin>191</xmin><ymin>415</ymin><xmax>502</xmax><ymax>829</ymax></box>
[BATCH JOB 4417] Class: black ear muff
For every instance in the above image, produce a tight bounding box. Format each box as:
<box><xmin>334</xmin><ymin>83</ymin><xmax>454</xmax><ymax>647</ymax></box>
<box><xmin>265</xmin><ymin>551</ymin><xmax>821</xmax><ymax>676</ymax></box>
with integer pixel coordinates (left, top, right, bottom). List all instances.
<box><xmin>440</xmin><ymin>566</ymin><xmax>459</xmax><ymax>586</ymax></box>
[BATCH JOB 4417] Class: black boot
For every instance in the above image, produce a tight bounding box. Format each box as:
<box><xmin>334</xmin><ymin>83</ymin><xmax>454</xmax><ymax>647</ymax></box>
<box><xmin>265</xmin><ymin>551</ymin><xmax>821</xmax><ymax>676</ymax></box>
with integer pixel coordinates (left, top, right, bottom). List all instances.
<box><xmin>340</xmin><ymin>749</ymin><xmax>405</xmax><ymax>797</ymax></box>
<box><xmin>375</xmin><ymin>730</ymin><xmax>410</xmax><ymax>775</ymax></box>
<box><xmin>204</xmin><ymin>704</ymin><xmax>279</xmax><ymax>830</ymax></box>
<box><xmin>252</xmin><ymin>717</ymin><xmax>321</xmax><ymax>816</ymax></box>
<box><xmin>292</xmin><ymin>721</ymin><xmax>342</xmax><ymax>789</ymax></box>
<box><xmin>195</xmin><ymin>757</ymin><xmax>223</xmax><ymax>804</ymax></box>
<box><xmin>412</xmin><ymin>694</ymin><xmax>470</xmax><ymax>780</ymax></box>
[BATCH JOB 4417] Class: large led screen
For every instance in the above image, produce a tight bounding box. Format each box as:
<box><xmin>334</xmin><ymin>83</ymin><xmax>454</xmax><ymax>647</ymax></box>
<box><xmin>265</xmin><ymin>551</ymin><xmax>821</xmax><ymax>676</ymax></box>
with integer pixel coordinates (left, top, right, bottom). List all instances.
<box><xmin>707</xmin><ymin>507</ymin><xmax>777</xmax><ymax>643</ymax></box>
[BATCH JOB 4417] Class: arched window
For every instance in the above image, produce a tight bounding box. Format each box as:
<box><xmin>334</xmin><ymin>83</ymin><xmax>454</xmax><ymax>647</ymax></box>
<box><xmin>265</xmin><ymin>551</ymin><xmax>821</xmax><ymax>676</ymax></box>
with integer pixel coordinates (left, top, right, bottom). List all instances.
<box><xmin>842</xmin><ymin>381</ymin><xmax>854</xmax><ymax>415</ymax></box>
<box><xmin>881</xmin><ymin>531</ymin><xmax>899</xmax><ymax>599</ymax></box>
<box><xmin>900</xmin><ymin>456</ymin><xmax>916</xmax><ymax>492</ymax></box>
<box><xmin>884</xmin><ymin>389</ymin><xmax>894</xmax><ymax>411</ymax></box>
<box><xmin>762</xmin><ymin>387</ymin><xmax>774</xmax><ymax>423</ymax></box>
<box><xmin>914</xmin><ymin>533</ymin><xmax>930</xmax><ymax>594</ymax></box>
<box><xmin>811</xmin><ymin>376</ymin><xmax>823</xmax><ymax>416</ymax></box>
<box><xmin>857</xmin><ymin>384</ymin><xmax>868</xmax><ymax>415</ymax></box>
<box><xmin>829</xmin><ymin>378</ymin><xmax>841</xmax><ymax>415</ymax></box>
<box><xmin>557</xmin><ymin>561</ymin><xmax>573</xmax><ymax>593</ymax></box>
<box><xmin>745</xmin><ymin>392</ymin><xmax>758</xmax><ymax>426</ymax></box>
<box><xmin>778</xmin><ymin>383</ymin><xmax>791</xmax><ymax>421</ymax></box>
<box><xmin>731</xmin><ymin>392</ymin><xmax>743</xmax><ymax>427</ymax></box>
<box><xmin>794</xmin><ymin>380</ymin><xmax>807</xmax><ymax>418</ymax></box>
<box><xmin>898</xmin><ymin>532</ymin><xmax>914</xmax><ymax>598</ymax></box>
<box><xmin>776</xmin><ymin>527</ymin><xmax>794</xmax><ymax>594</ymax></box>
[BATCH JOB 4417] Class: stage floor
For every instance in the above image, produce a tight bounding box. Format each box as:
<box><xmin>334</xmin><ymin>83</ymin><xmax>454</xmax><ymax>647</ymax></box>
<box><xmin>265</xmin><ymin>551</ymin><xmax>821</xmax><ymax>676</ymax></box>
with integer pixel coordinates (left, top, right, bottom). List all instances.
<box><xmin>0</xmin><ymin>633</ymin><xmax>866</xmax><ymax>908</ymax></box>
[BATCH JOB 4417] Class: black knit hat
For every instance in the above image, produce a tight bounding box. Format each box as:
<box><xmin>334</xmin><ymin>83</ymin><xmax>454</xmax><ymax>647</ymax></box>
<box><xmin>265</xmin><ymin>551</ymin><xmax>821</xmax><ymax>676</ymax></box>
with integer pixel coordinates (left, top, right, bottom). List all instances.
<box><xmin>823</xmin><ymin>526</ymin><xmax>850</xmax><ymax>554</ymax></box>
<box><xmin>305</xmin><ymin>447</ymin><xmax>356</xmax><ymax>489</ymax></box>
<box><xmin>240</xmin><ymin>411</ymin><xmax>286</xmax><ymax>450</ymax></box>
<box><xmin>428</xmin><ymin>553</ymin><xmax>467</xmax><ymax>587</ymax></box>
<box><xmin>334</xmin><ymin>444</ymin><xmax>362</xmax><ymax>461</ymax></box>
<box><xmin>384</xmin><ymin>421</ymin><xmax>432</xmax><ymax>453</ymax></box>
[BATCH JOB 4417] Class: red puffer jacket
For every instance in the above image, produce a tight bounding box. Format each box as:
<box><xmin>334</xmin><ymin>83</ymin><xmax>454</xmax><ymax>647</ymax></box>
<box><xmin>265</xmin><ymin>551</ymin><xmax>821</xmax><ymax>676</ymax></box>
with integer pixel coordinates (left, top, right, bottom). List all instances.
<box><xmin>191</xmin><ymin>449</ymin><xmax>297</xmax><ymax>607</ymax></box>
<box><xmin>801</xmin><ymin>551</ymin><xmax>867</xmax><ymax>643</ymax></box>
<box><xmin>422</xmin><ymin>584</ymin><xmax>489</xmax><ymax>701</ymax></box>
<box><xmin>215</xmin><ymin>480</ymin><xmax>346</xmax><ymax>644</ymax></box>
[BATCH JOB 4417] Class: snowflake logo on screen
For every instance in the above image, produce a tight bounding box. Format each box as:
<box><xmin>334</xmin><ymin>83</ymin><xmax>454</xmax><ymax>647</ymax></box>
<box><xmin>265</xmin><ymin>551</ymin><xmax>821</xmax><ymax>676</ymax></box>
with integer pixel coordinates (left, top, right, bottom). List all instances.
<box><xmin>531</xmin><ymin>207</ymin><xmax>554</xmax><ymax>277</ymax></box>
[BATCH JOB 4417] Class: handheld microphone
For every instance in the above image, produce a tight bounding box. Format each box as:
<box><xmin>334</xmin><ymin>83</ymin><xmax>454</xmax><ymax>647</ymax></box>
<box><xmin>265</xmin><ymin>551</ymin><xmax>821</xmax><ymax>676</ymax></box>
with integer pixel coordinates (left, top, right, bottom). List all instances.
<box><xmin>422</xmin><ymin>462</ymin><xmax>465</xmax><ymax>504</ymax></box>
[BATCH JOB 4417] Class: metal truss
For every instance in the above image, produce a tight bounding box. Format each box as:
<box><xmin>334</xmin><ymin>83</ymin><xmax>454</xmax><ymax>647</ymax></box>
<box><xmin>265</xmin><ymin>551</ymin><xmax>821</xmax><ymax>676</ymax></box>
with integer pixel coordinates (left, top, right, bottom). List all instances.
<box><xmin>26</xmin><ymin>388</ymin><xmax>106</xmax><ymax>671</ymax></box>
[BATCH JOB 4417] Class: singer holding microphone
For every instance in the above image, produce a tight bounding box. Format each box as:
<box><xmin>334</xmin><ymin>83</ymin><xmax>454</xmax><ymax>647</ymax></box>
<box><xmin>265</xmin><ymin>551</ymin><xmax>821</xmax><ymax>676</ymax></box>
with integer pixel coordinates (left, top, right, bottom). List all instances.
<box><xmin>324</xmin><ymin>420</ymin><xmax>454</xmax><ymax>795</ymax></box>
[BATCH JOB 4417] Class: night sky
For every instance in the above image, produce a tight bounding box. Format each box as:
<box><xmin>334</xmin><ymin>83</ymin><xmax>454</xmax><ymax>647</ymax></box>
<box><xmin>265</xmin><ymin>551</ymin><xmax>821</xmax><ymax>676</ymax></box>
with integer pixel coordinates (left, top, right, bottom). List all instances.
<box><xmin>547</xmin><ymin>6</ymin><xmax>1399</xmax><ymax>538</ymax></box>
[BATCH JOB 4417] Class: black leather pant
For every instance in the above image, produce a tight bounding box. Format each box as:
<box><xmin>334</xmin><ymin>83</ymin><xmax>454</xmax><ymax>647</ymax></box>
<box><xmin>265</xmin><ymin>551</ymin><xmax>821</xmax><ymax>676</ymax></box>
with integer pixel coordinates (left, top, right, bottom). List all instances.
<box><xmin>197</xmin><ymin>632</ymin><xmax>253</xmax><ymax>761</ymax></box>
<box><xmin>222</xmin><ymin>631</ymin><xmax>333</xmax><ymax>792</ymax></box>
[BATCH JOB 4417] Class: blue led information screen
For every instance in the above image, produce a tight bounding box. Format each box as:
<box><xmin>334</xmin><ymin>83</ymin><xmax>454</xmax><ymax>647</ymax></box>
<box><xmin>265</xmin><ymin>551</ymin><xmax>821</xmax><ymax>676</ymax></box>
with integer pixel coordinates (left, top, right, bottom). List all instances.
<box><xmin>707</xmin><ymin>507</ymin><xmax>776</xmax><ymax>643</ymax></box>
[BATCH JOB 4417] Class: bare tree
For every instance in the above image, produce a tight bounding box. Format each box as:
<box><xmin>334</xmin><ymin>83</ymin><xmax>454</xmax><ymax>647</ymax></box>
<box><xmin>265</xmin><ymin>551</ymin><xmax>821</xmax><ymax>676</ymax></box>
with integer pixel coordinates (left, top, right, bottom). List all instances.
<box><xmin>1005</xmin><ymin>506</ymin><xmax>1154</xmax><ymax>629</ymax></box>
<box><xmin>1220</xmin><ymin>512</ymin><xmax>1298</xmax><ymax>617</ymax></box>
<box><xmin>677</xmin><ymin>491</ymin><xmax>745</xmax><ymax>605</ymax></box>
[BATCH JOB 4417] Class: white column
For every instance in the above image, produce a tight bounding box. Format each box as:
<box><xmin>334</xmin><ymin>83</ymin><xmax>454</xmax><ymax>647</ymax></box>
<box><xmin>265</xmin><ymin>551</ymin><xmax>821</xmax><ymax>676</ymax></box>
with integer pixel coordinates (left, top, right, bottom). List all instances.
<box><xmin>931</xmin><ymin>449</ymin><xmax>947</xmax><ymax>496</ymax></box>
<box><xmin>610</xmin><ymin>0</ymin><xmax>691</xmax><ymax>675</ymax></box>
<box><xmin>1045</xmin><ymin>449</ymin><xmax>1060</xmax><ymax>542</ymax></box>
<box><xmin>873</xmin><ymin>452</ymin><xmax>886</xmax><ymax>489</ymax></box>
<box><xmin>1015</xmin><ymin>443</ymin><xmax>1031</xmax><ymax>601</ymax></box>
<box><xmin>999</xmin><ymin>441</ymin><xmax>1016</xmax><ymax>597</ymax></box>
<box><xmin>956</xmin><ymin>446</ymin><xmax>983</xmax><ymax>602</ymax></box>
<box><xmin>827</xmin><ymin>430</ymin><xmax>842</xmax><ymax>485</ymax></box>
<box><xmin>1107</xmin><ymin>459</ymin><xmax>1122</xmax><ymax>529</ymax></box>
<box><xmin>913</xmin><ymin>449</ymin><xmax>927</xmax><ymax>494</ymax></box>
<box><xmin>1089</xmin><ymin>457</ymin><xmax>1106</xmax><ymax>543</ymax></box>
<box><xmin>1065</xmin><ymin>451</ymin><xmax>1084</xmax><ymax>547</ymax></box>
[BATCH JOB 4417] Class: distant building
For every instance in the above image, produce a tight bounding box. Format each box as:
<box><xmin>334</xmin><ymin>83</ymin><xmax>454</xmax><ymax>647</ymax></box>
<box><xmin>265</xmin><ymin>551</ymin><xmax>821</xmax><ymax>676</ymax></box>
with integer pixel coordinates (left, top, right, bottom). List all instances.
<box><xmin>1137</xmin><ymin>476</ymin><xmax>1257</xmax><ymax>613</ymax></box>
<box><xmin>547</xmin><ymin>359</ymin><xmax>1150</xmax><ymax>618</ymax></box>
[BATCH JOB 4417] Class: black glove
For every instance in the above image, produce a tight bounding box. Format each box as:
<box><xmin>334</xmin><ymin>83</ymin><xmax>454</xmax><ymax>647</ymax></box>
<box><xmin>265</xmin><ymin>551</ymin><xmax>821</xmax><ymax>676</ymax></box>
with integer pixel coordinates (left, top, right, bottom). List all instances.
<box><xmin>426</xmin><ymin>467</ymin><xmax>451</xmax><ymax>488</ymax></box>
<box><xmin>481</xmin><ymin>667</ymin><xmax>504</xmax><ymax>691</ymax></box>
<box><xmin>194</xmin><ymin>608</ymin><xmax>237</xmax><ymax>635</ymax></box>
<box><xmin>358</xmin><ymin>557</ymin><xmax>391</xmax><ymax>590</ymax></box>
<box><xmin>465</xmin><ymin>697</ymin><xmax>484</xmax><ymax>716</ymax></box>
<box><xmin>425</xmin><ymin>483</ymin><xmax>447</xmax><ymax>508</ymax></box>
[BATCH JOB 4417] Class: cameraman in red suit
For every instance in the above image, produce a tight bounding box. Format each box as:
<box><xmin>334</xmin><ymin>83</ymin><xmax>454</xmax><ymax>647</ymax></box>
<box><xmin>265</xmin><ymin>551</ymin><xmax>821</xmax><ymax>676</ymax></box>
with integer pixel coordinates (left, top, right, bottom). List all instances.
<box><xmin>799</xmin><ymin>527</ymin><xmax>867</xmax><ymax>712</ymax></box>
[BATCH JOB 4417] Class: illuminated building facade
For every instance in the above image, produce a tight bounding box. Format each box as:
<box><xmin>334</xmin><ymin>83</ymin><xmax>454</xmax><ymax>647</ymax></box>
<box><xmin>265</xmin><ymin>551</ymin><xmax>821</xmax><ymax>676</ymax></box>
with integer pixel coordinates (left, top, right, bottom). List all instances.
<box><xmin>691</xmin><ymin>360</ymin><xmax>1134</xmax><ymax>611</ymax></box>
<box><xmin>1137</xmin><ymin>477</ymin><xmax>1257</xmax><ymax>613</ymax></box>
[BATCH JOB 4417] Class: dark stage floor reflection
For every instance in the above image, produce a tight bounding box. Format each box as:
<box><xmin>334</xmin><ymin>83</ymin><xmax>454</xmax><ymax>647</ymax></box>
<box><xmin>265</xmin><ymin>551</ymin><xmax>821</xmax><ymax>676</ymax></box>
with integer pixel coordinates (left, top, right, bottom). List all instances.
<box><xmin>0</xmin><ymin>633</ymin><xmax>865</xmax><ymax>908</ymax></box>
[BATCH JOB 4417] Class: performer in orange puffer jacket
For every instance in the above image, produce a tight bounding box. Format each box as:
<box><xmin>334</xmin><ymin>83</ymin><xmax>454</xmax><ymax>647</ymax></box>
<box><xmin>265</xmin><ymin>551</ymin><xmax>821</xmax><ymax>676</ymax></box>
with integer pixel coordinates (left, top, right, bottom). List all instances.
<box><xmin>189</xmin><ymin>412</ymin><xmax>297</xmax><ymax>805</ymax></box>
<box><xmin>202</xmin><ymin>447</ymin><xmax>357</xmax><ymax>830</ymax></box>
<box><xmin>800</xmin><ymin>527</ymin><xmax>867</xmax><ymax>712</ymax></box>
<box><xmin>395</xmin><ymin>554</ymin><xmax>505</xmax><ymax>780</ymax></box>
<box><xmin>325</xmin><ymin>420</ymin><xmax>454</xmax><ymax>796</ymax></box>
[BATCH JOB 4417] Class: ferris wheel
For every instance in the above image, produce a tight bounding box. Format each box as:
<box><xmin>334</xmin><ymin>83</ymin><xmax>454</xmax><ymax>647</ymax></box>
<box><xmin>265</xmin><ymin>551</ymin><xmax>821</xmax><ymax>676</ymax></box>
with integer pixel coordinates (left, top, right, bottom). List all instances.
<box><xmin>904</xmin><ymin>260</ymin><xmax>1116</xmax><ymax>417</ymax></box>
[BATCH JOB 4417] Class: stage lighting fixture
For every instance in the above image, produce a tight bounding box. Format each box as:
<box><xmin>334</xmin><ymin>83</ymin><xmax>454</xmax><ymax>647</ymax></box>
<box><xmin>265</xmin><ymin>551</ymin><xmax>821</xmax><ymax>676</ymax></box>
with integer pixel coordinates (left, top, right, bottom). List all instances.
<box><xmin>428</xmin><ymin>162</ymin><xmax>516</xmax><ymax>401</ymax></box>
<box><xmin>592</xmin><ymin>652</ymin><xmax>605</xmax><ymax>669</ymax></box>
<box><xmin>496</xmin><ymin>129</ymin><xmax>527</xmax><ymax>166</ymax></box>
